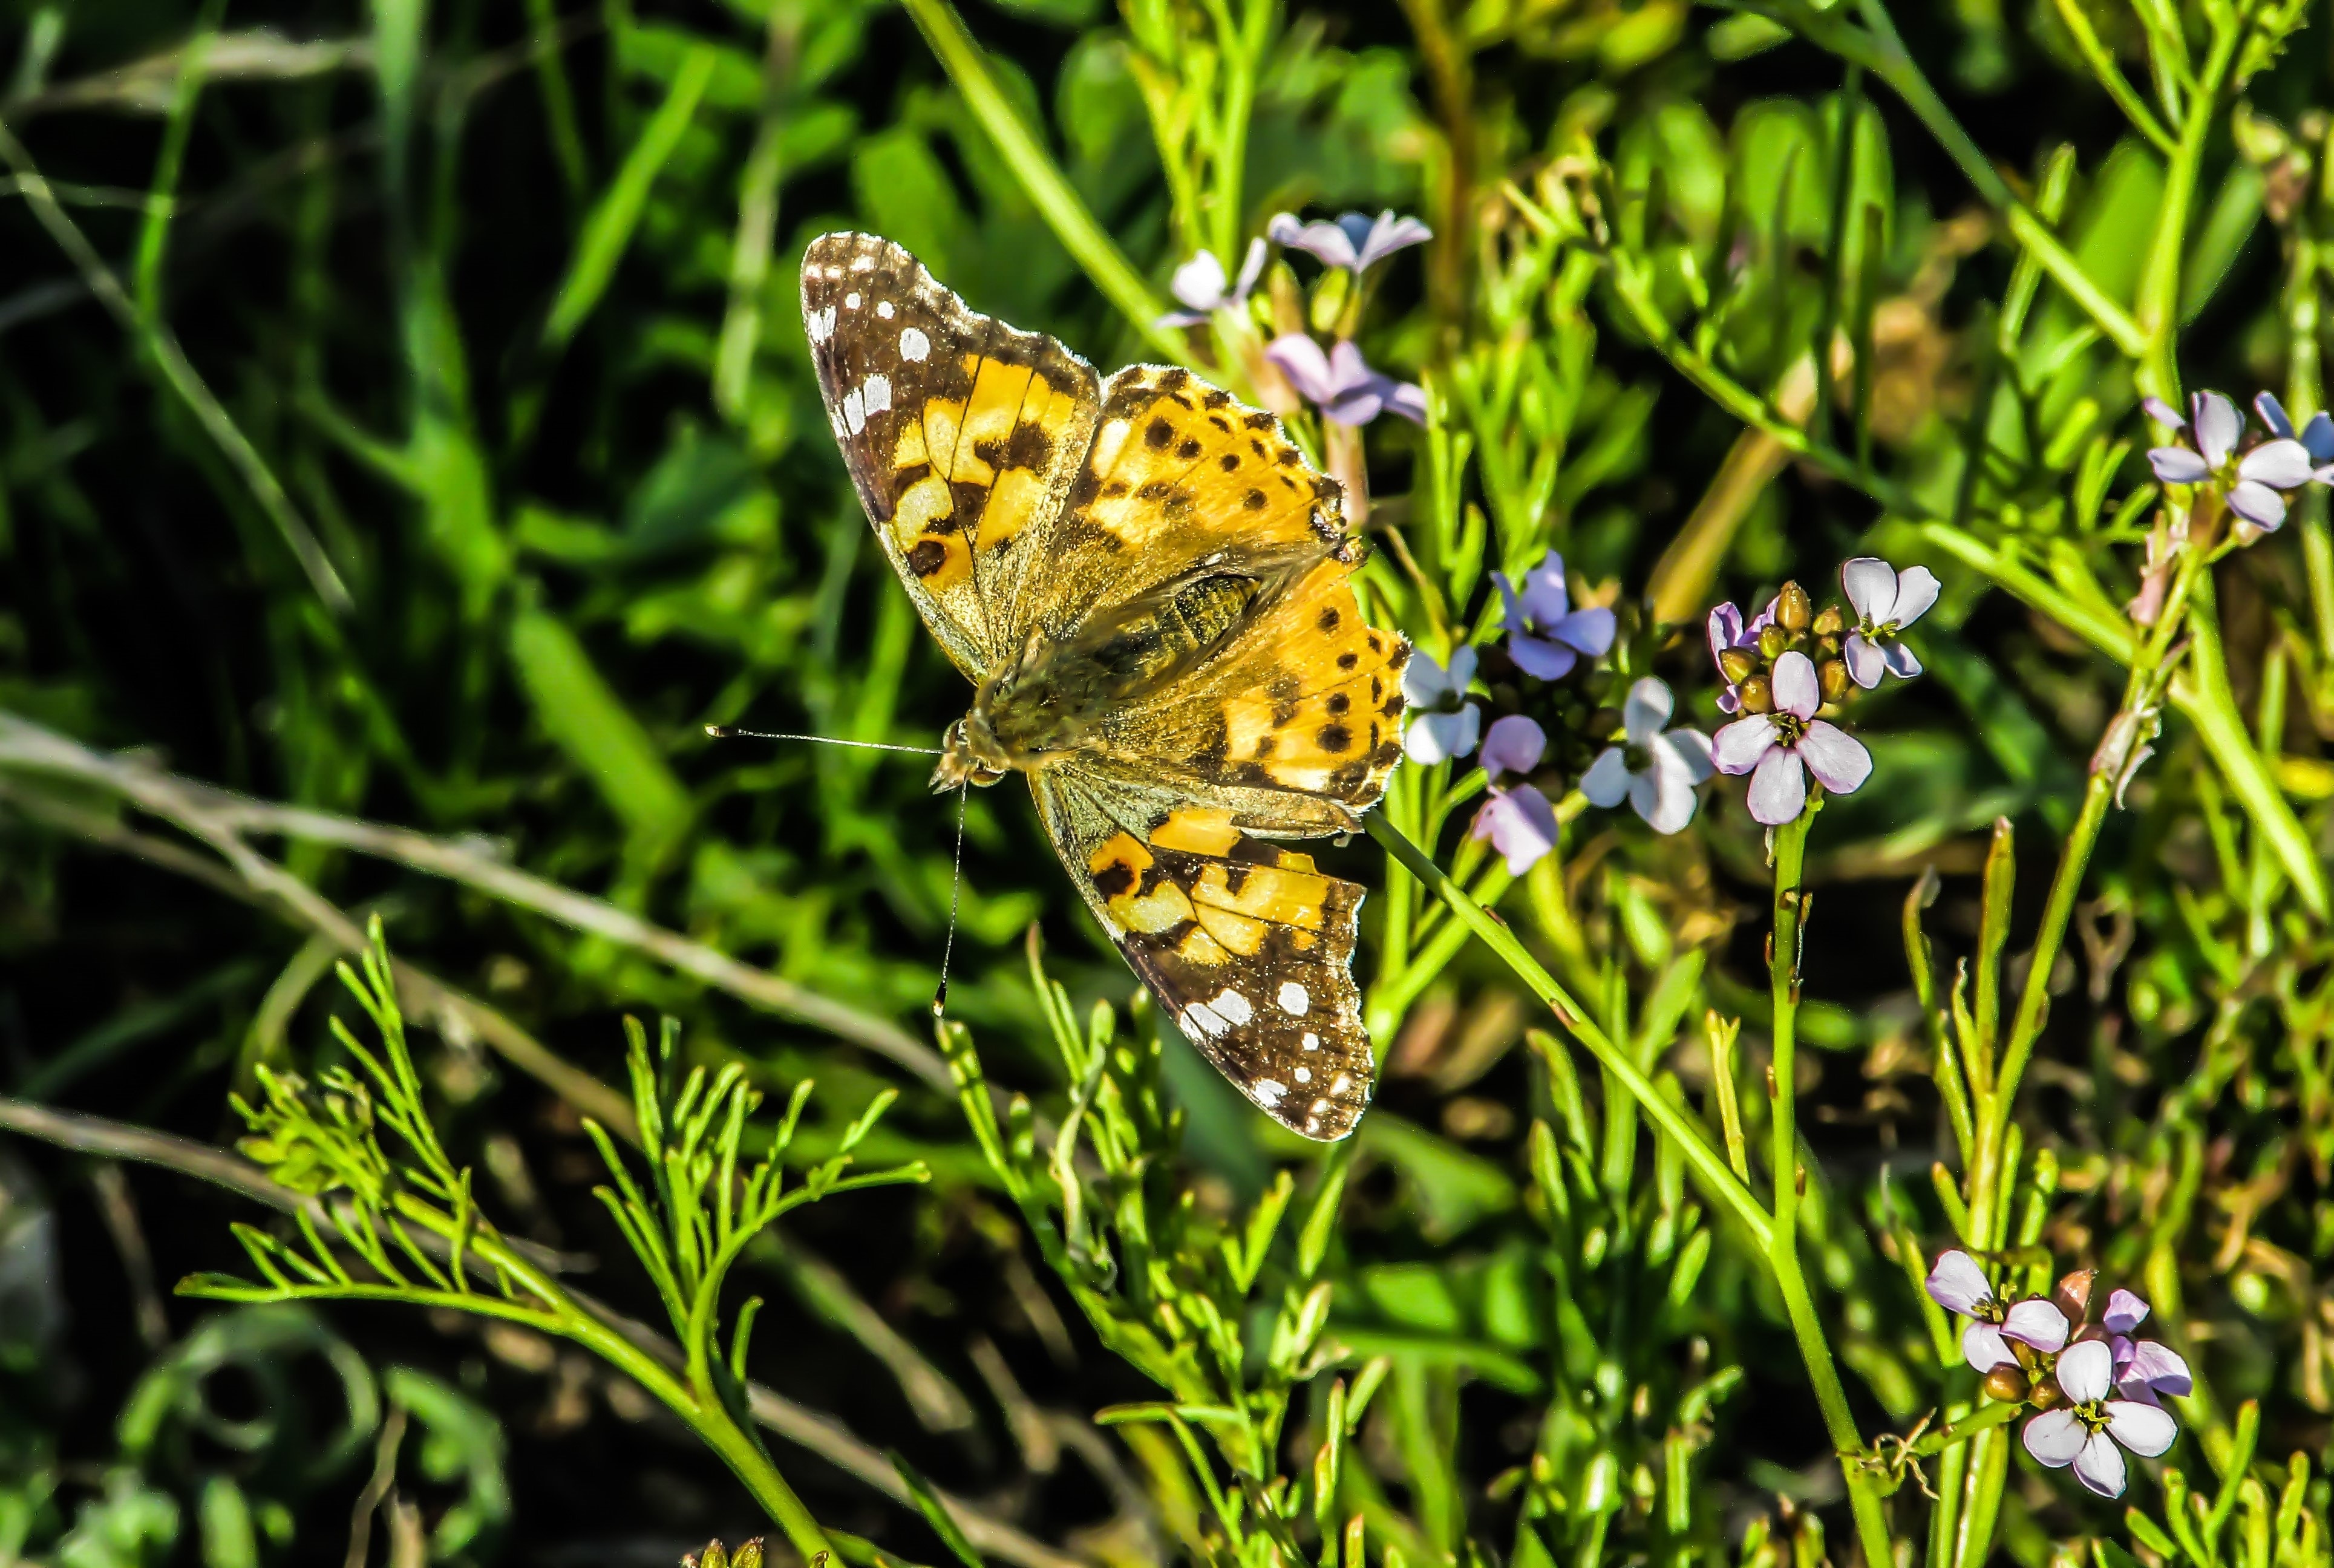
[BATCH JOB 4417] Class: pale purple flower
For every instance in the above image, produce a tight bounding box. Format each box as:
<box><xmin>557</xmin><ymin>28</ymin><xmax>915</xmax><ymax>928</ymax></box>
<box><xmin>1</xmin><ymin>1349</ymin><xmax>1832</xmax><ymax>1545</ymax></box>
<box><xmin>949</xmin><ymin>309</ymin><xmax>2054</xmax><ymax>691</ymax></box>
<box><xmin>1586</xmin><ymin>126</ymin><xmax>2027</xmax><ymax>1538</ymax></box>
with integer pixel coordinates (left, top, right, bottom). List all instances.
<box><xmin>1496</xmin><ymin>551</ymin><xmax>1615</xmax><ymax>680</ymax></box>
<box><xmin>1264</xmin><ymin>335</ymin><xmax>1427</xmax><ymax>426</ymax></box>
<box><xmin>1710</xmin><ymin>652</ymin><xmax>1873</xmax><ymax>826</ymax></box>
<box><xmin>1401</xmin><ymin>645</ymin><xmax>1482</xmax><ymax>763</ymax></box>
<box><xmin>1471</xmin><ymin>715</ymin><xmax>1558</xmax><ymax>873</ymax></box>
<box><xmin>1840</xmin><ymin>557</ymin><xmax>1939</xmax><ymax>688</ymax></box>
<box><xmin>1268</xmin><ymin>210</ymin><xmax>1432</xmax><ymax>275</ymax></box>
<box><xmin>1580</xmin><ymin>678</ymin><xmax>1713</xmax><ymax>834</ymax></box>
<box><xmin>1924</xmin><ymin>1249</ymin><xmax>2073</xmax><ymax>1372</ymax></box>
<box><xmin>2022</xmin><ymin>1339</ymin><xmax>2179</xmax><ymax>1498</ymax></box>
<box><xmin>1707</xmin><ymin>599</ymin><xmax>1774</xmax><ymax>714</ymax></box>
<box><xmin>2252</xmin><ymin>391</ymin><xmax>2334</xmax><ymax>471</ymax></box>
<box><xmin>2145</xmin><ymin>389</ymin><xmax>2313</xmax><ymax>531</ymax></box>
<box><xmin>1159</xmin><ymin>239</ymin><xmax>1267</xmax><ymax>327</ymax></box>
<box><xmin>2096</xmin><ymin>1289</ymin><xmax>2194</xmax><ymax>1406</ymax></box>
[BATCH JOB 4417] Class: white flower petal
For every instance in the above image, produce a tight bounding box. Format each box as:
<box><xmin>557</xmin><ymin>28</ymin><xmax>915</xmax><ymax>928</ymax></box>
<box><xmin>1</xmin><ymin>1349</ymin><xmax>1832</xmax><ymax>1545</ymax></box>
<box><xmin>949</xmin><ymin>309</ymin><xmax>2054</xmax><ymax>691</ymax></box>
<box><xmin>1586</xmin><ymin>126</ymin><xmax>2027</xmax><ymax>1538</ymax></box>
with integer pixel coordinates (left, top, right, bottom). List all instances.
<box><xmin>2257</xmin><ymin>390</ymin><xmax>2294</xmax><ymax>437</ymax></box>
<box><xmin>2100</xmin><ymin>1289</ymin><xmax>2149</xmax><ymax>1335</ymax></box>
<box><xmin>2105</xmin><ymin>1400</ymin><xmax>2177</xmax><ymax>1458</ymax></box>
<box><xmin>2148</xmin><ymin>446</ymin><xmax>2211</xmax><ymax>484</ymax></box>
<box><xmin>1770</xmin><ymin>652</ymin><xmax>1820</xmax><ymax>719</ymax></box>
<box><xmin>1711</xmin><ymin>716</ymin><xmax>1779</xmax><ymax>775</ymax></box>
<box><xmin>2238</xmin><ymin>437</ymin><xmax>2314</xmax><ymax>488</ymax></box>
<box><xmin>2142</xmin><ymin>396</ymin><xmax>2185</xmax><ymax>430</ymax></box>
<box><xmin>2001</xmin><ymin>1298</ymin><xmax>2071</xmax><ymax>1353</ymax></box>
<box><xmin>1169</xmin><ymin>249</ymin><xmax>1230</xmax><ymax>311</ymax></box>
<box><xmin>1581</xmin><ymin>746</ymin><xmax>1633</xmax><ymax>808</ymax></box>
<box><xmin>1796</xmin><ymin>722</ymin><xmax>1872</xmax><ymax>796</ymax></box>
<box><xmin>1623</xmin><ymin>678</ymin><xmax>1673</xmax><ymax>744</ymax></box>
<box><xmin>1926</xmin><ymin>1250</ymin><xmax>1995</xmax><ymax>1316</ymax></box>
<box><xmin>2193</xmin><ymin>390</ymin><xmax>2240</xmax><ymax>467</ymax></box>
<box><xmin>2229</xmin><ymin>480</ymin><xmax>2288</xmax><ymax>530</ymax></box>
<box><xmin>1746</xmin><ymin>746</ymin><xmax>1808</xmax><ymax>825</ymax></box>
<box><xmin>1401</xmin><ymin>648</ymin><xmax>1453</xmax><ymax>706</ymax></box>
<box><xmin>2022</xmin><ymin>1408</ymin><xmax>2088</xmax><ymax>1466</ymax></box>
<box><xmin>2122</xmin><ymin>1341</ymin><xmax>2191</xmax><ymax>1397</ymax></box>
<box><xmin>1636</xmin><ymin>746</ymin><xmax>1701</xmax><ymax>834</ymax></box>
<box><xmin>2072</xmin><ymin>1432</ymin><xmax>2130</xmax><ymax>1498</ymax></box>
<box><xmin>1405</xmin><ymin>707</ymin><xmax>1477</xmax><ymax>764</ymax></box>
<box><xmin>1841</xmin><ymin>557</ymin><xmax>1899</xmax><ymax>622</ymax></box>
<box><xmin>1884</xmin><ymin>640</ymin><xmax>1923</xmax><ymax>678</ymax></box>
<box><xmin>1844</xmin><ymin>633</ymin><xmax>1887</xmax><ymax>689</ymax></box>
<box><xmin>1891</xmin><ymin>566</ymin><xmax>1941</xmax><ymax>625</ymax></box>
<box><xmin>1231</xmin><ymin>235</ymin><xmax>1267</xmax><ymax>298</ymax></box>
<box><xmin>1445</xmin><ymin>644</ymin><xmax>1479</xmax><ymax>690</ymax></box>
<box><xmin>1963</xmin><ymin>1321</ymin><xmax>2015</xmax><ymax>1371</ymax></box>
<box><xmin>1657</xmin><ymin>728</ymin><xmax>1715</xmax><ymax>783</ymax></box>
<box><xmin>2057</xmin><ymin>1338</ymin><xmax>2115</xmax><ymax>1403</ymax></box>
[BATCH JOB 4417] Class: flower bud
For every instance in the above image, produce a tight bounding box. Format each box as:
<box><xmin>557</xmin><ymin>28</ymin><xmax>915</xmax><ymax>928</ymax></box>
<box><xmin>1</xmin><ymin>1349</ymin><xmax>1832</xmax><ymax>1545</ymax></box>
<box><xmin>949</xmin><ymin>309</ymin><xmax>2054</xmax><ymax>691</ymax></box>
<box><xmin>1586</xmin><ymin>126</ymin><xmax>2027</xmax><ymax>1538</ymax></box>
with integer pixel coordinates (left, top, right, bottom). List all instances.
<box><xmin>1718</xmin><ymin>648</ymin><xmax>1757</xmax><ymax>684</ymax></box>
<box><xmin>1812</xmin><ymin>604</ymin><xmax>1845</xmax><ymax>638</ymax></box>
<box><xmin>1757</xmin><ymin>624</ymin><xmax>1788</xmax><ymax>661</ymax></box>
<box><xmin>1982</xmin><ymin>1365</ymin><xmax>2031</xmax><ymax>1404</ymax></box>
<box><xmin>2025</xmin><ymin>1372</ymin><xmax>2060</xmax><ymax>1410</ymax></box>
<box><xmin>1776</xmin><ymin>581</ymin><xmax>1812</xmax><ymax>633</ymax></box>
<box><xmin>2053</xmin><ymin>1269</ymin><xmax>2097</xmax><ymax>1327</ymax></box>
<box><xmin>1737</xmin><ymin>675</ymin><xmax>1773</xmax><ymax>714</ymax></box>
<box><xmin>1819</xmin><ymin>658</ymin><xmax>1849</xmax><ymax>703</ymax></box>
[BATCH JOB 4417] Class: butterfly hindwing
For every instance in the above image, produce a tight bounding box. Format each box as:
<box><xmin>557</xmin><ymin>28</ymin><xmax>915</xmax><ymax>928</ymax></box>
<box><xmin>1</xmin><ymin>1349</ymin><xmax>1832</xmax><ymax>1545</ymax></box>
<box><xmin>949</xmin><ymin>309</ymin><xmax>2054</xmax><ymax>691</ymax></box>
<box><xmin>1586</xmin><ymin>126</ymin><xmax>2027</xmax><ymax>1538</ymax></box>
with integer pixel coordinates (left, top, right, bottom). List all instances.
<box><xmin>1035</xmin><ymin>771</ymin><xmax>1374</xmax><ymax>1138</ymax></box>
<box><xmin>802</xmin><ymin>233</ymin><xmax>1101</xmax><ymax>674</ymax></box>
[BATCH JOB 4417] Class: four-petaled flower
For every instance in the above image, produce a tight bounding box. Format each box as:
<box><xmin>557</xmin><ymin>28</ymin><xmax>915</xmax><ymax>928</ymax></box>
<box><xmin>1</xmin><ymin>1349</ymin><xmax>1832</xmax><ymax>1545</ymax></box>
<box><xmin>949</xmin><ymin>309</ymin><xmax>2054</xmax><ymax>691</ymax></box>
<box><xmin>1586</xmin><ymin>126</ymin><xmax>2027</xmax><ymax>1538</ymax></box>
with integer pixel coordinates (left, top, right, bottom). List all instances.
<box><xmin>1581</xmin><ymin>678</ymin><xmax>1713</xmax><ymax>834</ymax></box>
<box><xmin>2097</xmin><ymin>1289</ymin><xmax>2194</xmax><ymax>1406</ymax></box>
<box><xmin>1707</xmin><ymin>599</ymin><xmax>1773</xmax><ymax>713</ymax></box>
<box><xmin>2254</xmin><ymin>391</ymin><xmax>2334</xmax><ymax>473</ymax></box>
<box><xmin>1711</xmin><ymin>652</ymin><xmax>1873</xmax><ymax>825</ymax></box>
<box><xmin>1840</xmin><ymin>557</ymin><xmax>1939</xmax><ymax>688</ymax></box>
<box><xmin>1264</xmin><ymin>335</ymin><xmax>1427</xmax><ymax>426</ymax></box>
<box><xmin>2022</xmin><ymin>1339</ymin><xmax>2178</xmax><ymax>1498</ymax></box>
<box><xmin>2144</xmin><ymin>390</ymin><xmax>2313</xmax><ymax>532</ymax></box>
<box><xmin>1924</xmin><ymin>1250</ymin><xmax>2072</xmax><ymax>1371</ymax></box>
<box><xmin>1471</xmin><ymin>715</ymin><xmax>1560</xmax><ymax>873</ymax></box>
<box><xmin>1160</xmin><ymin>238</ymin><xmax>1267</xmax><ymax>327</ymax></box>
<box><xmin>1269</xmin><ymin>210</ymin><xmax>1432</xmax><ymax>275</ymax></box>
<box><xmin>1401</xmin><ymin>645</ymin><xmax>1482</xmax><ymax>763</ymax></box>
<box><xmin>1496</xmin><ymin>550</ymin><xmax>1615</xmax><ymax>679</ymax></box>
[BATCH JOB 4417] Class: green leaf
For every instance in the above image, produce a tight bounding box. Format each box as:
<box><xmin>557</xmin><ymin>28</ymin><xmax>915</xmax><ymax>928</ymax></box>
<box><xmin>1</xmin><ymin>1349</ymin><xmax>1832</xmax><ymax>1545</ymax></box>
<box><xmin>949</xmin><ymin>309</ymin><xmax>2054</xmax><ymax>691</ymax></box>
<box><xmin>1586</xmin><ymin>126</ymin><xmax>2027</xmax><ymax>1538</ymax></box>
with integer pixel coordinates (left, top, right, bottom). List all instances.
<box><xmin>887</xmin><ymin>1451</ymin><xmax>988</xmax><ymax>1568</ymax></box>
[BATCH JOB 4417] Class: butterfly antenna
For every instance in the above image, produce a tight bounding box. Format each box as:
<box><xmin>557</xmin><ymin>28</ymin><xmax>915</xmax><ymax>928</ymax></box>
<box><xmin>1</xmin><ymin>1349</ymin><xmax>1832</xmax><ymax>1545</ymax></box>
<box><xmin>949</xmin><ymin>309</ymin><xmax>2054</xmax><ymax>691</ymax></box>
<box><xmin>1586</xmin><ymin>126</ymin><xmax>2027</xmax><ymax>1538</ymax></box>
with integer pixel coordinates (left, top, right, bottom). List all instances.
<box><xmin>704</xmin><ymin>725</ymin><xmax>943</xmax><ymax>757</ymax></box>
<box><xmin>932</xmin><ymin>782</ymin><xmax>969</xmax><ymax>1018</ymax></box>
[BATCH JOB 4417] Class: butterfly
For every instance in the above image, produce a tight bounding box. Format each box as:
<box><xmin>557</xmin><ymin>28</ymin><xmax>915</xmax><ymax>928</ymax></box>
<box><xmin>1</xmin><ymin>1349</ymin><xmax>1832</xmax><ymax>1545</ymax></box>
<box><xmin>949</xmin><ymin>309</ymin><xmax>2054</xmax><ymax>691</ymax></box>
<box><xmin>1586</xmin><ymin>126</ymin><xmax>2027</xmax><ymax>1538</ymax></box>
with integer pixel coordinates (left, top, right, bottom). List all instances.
<box><xmin>800</xmin><ymin>233</ymin><xmax>1409</xmax><ymax>1140</ymax></box>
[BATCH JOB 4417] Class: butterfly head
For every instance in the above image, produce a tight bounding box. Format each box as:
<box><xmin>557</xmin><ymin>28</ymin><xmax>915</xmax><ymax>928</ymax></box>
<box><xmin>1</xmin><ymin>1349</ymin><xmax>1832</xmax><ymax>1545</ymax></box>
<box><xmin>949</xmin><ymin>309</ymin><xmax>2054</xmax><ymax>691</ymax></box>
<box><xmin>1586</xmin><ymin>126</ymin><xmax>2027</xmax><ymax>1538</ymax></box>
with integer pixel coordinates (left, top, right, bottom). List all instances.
<box><xmin>931</xmin><ymin>716</ymin><xmax>1010</xmax><ymax>793</ymax></box>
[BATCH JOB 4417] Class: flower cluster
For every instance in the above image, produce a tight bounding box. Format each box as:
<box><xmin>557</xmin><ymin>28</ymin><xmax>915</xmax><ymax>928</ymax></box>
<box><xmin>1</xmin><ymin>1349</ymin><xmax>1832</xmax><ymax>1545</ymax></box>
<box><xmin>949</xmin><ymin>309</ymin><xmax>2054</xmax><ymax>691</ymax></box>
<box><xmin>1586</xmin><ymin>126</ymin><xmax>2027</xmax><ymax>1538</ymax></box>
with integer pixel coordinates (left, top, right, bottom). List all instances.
<box><xmin>1161</xmin><ymin>208</ymin><xmax>1430</xmax><ymax>427</ymax></box>
<box><xmin>1926</xmin><ymin>1250</ymin><xmax>2192</xmax><ymax>1498</ymax></box>
<box><xmin>1701</xmin><ymin>558</ymin><xmax>1930</xmax><ymax>826</ymax></box>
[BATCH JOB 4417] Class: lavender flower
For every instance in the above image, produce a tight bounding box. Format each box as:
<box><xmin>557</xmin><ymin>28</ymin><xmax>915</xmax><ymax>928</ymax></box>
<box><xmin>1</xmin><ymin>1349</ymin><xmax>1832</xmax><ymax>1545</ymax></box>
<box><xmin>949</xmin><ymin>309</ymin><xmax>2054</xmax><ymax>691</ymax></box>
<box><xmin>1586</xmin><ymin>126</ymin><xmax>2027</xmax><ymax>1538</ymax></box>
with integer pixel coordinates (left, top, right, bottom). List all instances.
<box><xmin>1401</xmin><ymin>645</ymin><xmax>1482</xmax><ymax>763</ymax></box>
<box><xmin>1268</xmin><ymin>210</ymin><xmax>1432</xmax><ymax>275</ymax></box>
<box><xmin>1159</xmin><ymin>238</ymin><xmax>1267</xmax><ymax>327</ymax></box>
<box><xmin>1471</xmin><ymin>716</ymin><xmax>1560</xmax><ymax>874</ymax></box>
<box><xmin>1264</xmin><ymin>335</ymin><xmax>1427</xmax><ymax>426</ymax></box>
<box><xmin>1707</xmin><ymin>599</ymin><xmax>1773</xmax><ymax>713</ymax></box>
<box><xmin>1710</xmin><ymin>651</ymin><xmax>1873</xmax><ymax>826</ymax></box>
<box><xmin>2022</xmin><ymin>1339</ymin><xmax>2178</xmax><ymax>1498</ymax></box>
<box><xmin>2252</xmin><ymin>391</ymin><xmax>2334</xmax><ymax>469</ymax></box>
<box><xmin>1925</xmin><ymin>1250</ymin><xmax>2073</xmax><ymax>1371</ymax></box>
<box><xmin>2097</xmin><ymin>1289</ymin><xmax>2194</xmax><ymax>1406</ymax></box>
<box><xmin>1495</xmin><ymin>551</ymin><xmax>1615</xmax><ymax>680</ymax></box>
<box><xmin>2145</xmin><ymin>390</ymin><xmax>2313</xmax><ymax>532</ymax></box>
<box><xmin>1580</xmin><ymin>678</ymin><xmax>1713</xmax><ymax>834</ymax></box>
<box><xmin>1840</xmin><ymin>557</ymin><xmax>1938</xmax><ymax>688</ymax></box>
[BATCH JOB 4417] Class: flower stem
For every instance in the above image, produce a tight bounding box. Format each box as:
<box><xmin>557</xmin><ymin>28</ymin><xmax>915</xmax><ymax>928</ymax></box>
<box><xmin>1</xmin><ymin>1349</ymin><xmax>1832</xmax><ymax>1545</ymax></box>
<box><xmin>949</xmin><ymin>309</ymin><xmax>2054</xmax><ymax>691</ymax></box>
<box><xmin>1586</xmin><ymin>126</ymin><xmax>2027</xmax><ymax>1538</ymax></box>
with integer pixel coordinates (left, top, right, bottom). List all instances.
<box><xmin>1364</xmin><ymin>813</ymin><xmax>1774</xmax><ymax>1249</ymax></box>
<box><xmin>1765</xmin><ymin>809</ymin><xmax>1897</xmax><ymax>1568</ymax></box>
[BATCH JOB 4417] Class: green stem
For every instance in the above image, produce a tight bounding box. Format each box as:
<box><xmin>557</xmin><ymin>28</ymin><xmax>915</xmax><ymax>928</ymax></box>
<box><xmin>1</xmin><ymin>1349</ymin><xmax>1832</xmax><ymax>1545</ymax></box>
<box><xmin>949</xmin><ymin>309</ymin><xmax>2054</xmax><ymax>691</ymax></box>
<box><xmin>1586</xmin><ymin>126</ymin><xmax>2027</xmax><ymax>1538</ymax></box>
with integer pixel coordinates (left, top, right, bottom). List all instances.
<box><xmin>2133</xmin><ymin>5</ymin><xmax>2245</xmax><ymax>401</ymax></box>
<box><xmin>898</xmin><ymin>0</ymin><xmax>1190</xmax><ymax>362</ymax></box>
<box><xmin>1765</xmin><ymin>810</ymin><xmax>1896</xmax><ymax>1568</ymax></box>
<box><xmin>1364</xmin><ymin>814</ymin><xmax>1774</xmax><ymax>1250</ymax></box>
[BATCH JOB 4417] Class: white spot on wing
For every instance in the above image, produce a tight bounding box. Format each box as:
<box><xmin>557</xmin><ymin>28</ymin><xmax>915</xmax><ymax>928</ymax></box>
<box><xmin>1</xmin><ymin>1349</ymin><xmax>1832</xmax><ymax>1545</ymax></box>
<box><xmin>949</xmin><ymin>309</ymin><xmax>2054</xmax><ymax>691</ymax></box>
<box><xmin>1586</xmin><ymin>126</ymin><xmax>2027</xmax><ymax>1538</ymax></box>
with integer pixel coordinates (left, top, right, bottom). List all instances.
<box><xmin>845</xmin><ymin>292</ymin><xmax>861</xmax><ymax>310</ymax></box>
<box><xmin>1183</xmin><ymin>1003</ymin><xmax>1229</xmax><ymax>1039</ymax></box>
<box><xmin>1255</xmin><ymin>1079</ymin><xmax>1287</xmax><ymax>1108</ymax></box>
<box><xmin>1209</xmin><ymin>988</ymin><xmax>1254</xmax><ymax>1025</ymax></box>
<box><xmin>1330</xmin><ymin>1073</ymin><xmax>1353</xmax><ymax>1096</ymax></box>
<box><xmin>1301</xmin><ymin>1033</ymin><xmax>1320</xmax><ymax>1051</ymax></box>
<box><xmin>851</xmin><ymin>254</ymin><xmax>876</xmax><ymax>272</ymax></box>
<box><xmin>900</xmin><ymin>326</ymin><xmax>930</xmax><ymax>361</ymax></box>
<box><xmin>807</xmin><ymin>306</ymin><xmax>837</xmax><ymax>343</ymax></box>
<box><xmin>843</xmin><ymin>388</ymin><xmax>866</xmax><ymax>435</ymax></box>
<box><xmin>1277</xmin><ymin>981</ymin><xmax>1310</xmax><ymax>1016</ymax></box>
<box><xmin>863</xmin><ymin>374</ymin><xmax>891</xmax><ymax>416</ymax></box>
<box><xmin>1294</xmin><ymin>1067</ymin><xmax>1312</xmax><ymax>1083</ymax></box>
<box><xmin>877</xmin><ymin>300</ymin><xmax>894</xmax><ymax>318</ymax></box>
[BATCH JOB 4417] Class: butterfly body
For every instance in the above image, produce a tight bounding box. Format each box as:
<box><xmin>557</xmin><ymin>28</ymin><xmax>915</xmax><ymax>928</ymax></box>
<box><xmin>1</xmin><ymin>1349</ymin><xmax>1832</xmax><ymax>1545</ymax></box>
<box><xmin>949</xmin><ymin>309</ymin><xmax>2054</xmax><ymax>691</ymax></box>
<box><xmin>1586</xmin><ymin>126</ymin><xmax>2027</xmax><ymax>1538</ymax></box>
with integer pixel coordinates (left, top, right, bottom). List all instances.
<box><xmin>802</xmin><ymin>232</ymin><xmax>1408</xmax><ymax>1140</ymax></box>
